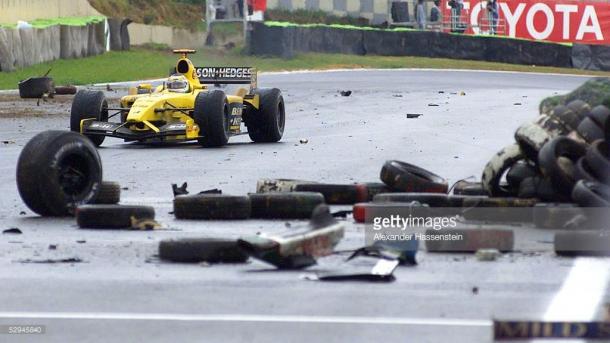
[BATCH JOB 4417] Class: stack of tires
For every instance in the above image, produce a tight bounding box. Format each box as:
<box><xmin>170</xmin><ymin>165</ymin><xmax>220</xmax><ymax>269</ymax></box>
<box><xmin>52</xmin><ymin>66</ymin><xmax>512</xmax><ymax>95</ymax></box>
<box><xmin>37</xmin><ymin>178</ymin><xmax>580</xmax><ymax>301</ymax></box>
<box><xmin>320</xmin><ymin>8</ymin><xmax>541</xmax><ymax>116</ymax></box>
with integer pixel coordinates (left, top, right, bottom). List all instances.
<box><xmin>481</xmin><ymin>100</ymin><xmax>610</xmax><ymax>207</ymax></box>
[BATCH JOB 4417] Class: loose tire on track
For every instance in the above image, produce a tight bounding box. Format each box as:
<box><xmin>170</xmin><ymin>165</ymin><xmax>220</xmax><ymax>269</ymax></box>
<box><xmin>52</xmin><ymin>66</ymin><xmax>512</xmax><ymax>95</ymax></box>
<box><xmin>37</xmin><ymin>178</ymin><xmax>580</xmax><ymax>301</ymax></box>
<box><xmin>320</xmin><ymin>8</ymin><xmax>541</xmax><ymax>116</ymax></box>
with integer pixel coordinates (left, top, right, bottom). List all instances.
<box><xmin>91</xmin><ymin>181</ymin><xmax>121</xmax><ymax>204</ymax></box>
<box><xmin>249</xmin><ymin>192</ymin><xmax>325</xmax><ymax>219</ymax></box>
<box><xmin>76</xmin><ymin>204</ymin><xmax>155</xmax><ymax>229</ymax></box>
<box><xmin>17</xmin><ymin>131</ymin><xmax>102</xmax><ymax>216</ymax></box>
<box><xmin>18</xmin><ymin>77</ymin><xmax>54</xmax><ymax>99</ymax></box>
<box><xmin>70</xmin><ymin>90</ymin><xmax>108</xmax><ymax>146</ymax></box>
<box><xmin>380</xmin><ymin>160</ymin><xmax>448</xmax><ymax>193</ymax></box>
<box><xmin>194</xmin><ymin>90</ymin><xmax>230</xmax><ymax>147</ymax></box>
<box><xmin>159</xmin><ymin>238</ymin><xmax>248</xmax><ymax>263</ymax></box>
<box><xmin>174</xmin><ymin>194</ymin><xmax>251</xmax><ymax>219</ymax></box>
<box><xmin>247</xmin><ymin>88</ymin><xmax>285</xmax><ymax>143</ymax></box>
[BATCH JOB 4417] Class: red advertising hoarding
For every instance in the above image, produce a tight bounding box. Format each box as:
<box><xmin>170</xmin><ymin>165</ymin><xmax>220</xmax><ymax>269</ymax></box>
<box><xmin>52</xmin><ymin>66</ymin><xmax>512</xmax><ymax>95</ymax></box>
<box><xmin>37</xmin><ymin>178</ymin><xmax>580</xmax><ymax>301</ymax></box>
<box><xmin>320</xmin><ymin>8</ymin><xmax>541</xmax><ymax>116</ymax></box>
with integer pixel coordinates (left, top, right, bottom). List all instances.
<box><xmin>441</xmin><ymin>0</ymin><xmax>610</xmax><ymax>44</ymax></box>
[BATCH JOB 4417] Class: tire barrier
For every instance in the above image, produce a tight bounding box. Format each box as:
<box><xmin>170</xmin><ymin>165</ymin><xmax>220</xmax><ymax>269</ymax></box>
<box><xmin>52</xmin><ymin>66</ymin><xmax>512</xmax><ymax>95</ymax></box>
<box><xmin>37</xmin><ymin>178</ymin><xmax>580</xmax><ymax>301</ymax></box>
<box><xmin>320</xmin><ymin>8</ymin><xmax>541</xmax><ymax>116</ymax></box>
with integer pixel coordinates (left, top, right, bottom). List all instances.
<box><xmin>248</xmin><ymin>22</ymin><xmax>579</xmax><ymax>69</ymax></box>
<box><xmin>0</xmin><ymin>18</ymin><xmax>128</xmax><ymax>72</ymax></box>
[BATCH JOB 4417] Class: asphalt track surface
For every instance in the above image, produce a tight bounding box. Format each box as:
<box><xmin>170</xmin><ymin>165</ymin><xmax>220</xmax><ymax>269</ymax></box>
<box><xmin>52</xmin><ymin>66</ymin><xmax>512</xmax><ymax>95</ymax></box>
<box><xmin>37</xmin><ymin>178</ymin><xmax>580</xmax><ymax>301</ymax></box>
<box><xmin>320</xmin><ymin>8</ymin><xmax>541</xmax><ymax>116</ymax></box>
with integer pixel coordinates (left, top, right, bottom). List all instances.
<box><xmin>0</xmin><ymin>69</ymin><xmax>609</xmax><ymax>342</ymax></box>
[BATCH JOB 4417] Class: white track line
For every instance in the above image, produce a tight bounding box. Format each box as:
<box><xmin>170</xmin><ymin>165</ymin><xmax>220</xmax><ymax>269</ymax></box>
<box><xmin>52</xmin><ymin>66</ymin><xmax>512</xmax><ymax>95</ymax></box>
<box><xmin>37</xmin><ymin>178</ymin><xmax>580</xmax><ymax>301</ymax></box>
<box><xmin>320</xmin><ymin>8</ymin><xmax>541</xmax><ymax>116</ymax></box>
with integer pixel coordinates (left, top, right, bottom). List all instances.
<box><xmin>543</xmin><ymin>257</ymin><xmax>610</xmax><ymax>321</ymax></box>
<box><xmin>0</xmin><ymin>312</ymin><xmax>491</xmax><ymax>327</ymax></box>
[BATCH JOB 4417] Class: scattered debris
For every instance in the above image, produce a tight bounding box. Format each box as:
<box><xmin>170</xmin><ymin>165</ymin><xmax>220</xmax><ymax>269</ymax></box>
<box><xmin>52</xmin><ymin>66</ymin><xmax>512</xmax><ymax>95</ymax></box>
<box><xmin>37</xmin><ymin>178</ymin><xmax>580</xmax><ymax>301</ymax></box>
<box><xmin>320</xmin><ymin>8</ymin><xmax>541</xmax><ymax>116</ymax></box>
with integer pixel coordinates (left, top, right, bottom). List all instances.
<box><xmin>392</xmin><ymin>94</ymin><xmax>403</xmax><ymax>97</ymax></box>
<box><xmin>2</xmin><ymin>140</ymin><xmax>15</xmax><ymax>144</ymax></box>
<box><xmin>238</xmin><ymin>205</ymin><xmax>344</xmax><ymax>269</ymax></box>
<box><xmin>48</xmin><ymin>244</ymin><xmax>57</xmax><ymax>250</ymax></box>
<box><xmin>172</xmin><ymin>182</ymin><xmax>189</xmax><ymax>196</ymax></box>
<box><xmin>299</xmin><ymin>138</ymin><xmax>309</xmax><ymax>144</ymax></box>
<box><xmin>339</xmin><ymin>90</ymin><xmax>352</xmax><ymax>97</ymax></box>
<box><xmin>513</xmin><ymin>102</ymin><xmax>522</xmax><ymax>105</ymax></box>
<box><xmin>406</xmin><ymin>113</ymin><xmax>423</xmax><ymax>118</ymax></box>
<box><xmin>428</xmin><ymin>103</ymin><xmax>439</xmax><ymax>106</ymax></box>
<box><xmin>460</xmin><ymin>91</ymin><xmax>466</xmax><ymax>96</ymax></box>
<box><xmin>2</xmin><ymin>228</ymin><xmax>22</xmax><ymax>234</ymax></box>
<box><xmin>472</xmin><ymin>286</ymin><xmax>479</xmax><ymax>294</ymax></box>
<box><xmin>130</xmin><ymin>217</ymin><xmax>161</xmax><ymax>231</ymax></box>
<box><xmin>19</xmin><ymin>257</ymin><xmax>84</xmax><ymax>264</ymax></box>
<box><xmin>475</xmin><ymin>248</ymin><xmax>500</xmax><ymax>261</ymax></box>
<box><xmin>305</xmin><ymin>257</ymin><xmax>399</xmax><ymax>282</ymax></box>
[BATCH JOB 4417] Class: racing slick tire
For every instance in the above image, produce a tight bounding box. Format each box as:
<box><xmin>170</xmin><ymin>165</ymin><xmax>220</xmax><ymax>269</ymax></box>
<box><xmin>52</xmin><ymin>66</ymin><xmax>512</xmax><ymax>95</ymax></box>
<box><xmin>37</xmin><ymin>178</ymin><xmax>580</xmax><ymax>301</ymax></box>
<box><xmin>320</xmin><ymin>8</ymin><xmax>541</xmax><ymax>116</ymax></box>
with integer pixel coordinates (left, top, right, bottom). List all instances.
<box><xmin>159</xmin><ymin>238</ymin><xmax>249</xmax><ymax>263</ymax></box>
<box><xmin>247</xmin><ymin>88</ymin><xmax>285</xmax><ymax>143</ymax></box>
<box><xmin>17</xmin><ymin>131</ymin><xmax>102</xmax><ymax>216</ymax></box>
<box><xmin>380</xmin><ymin>160</ymin><xmax>448</xmax><ymax>193</ymax></box>
<box><xmin>481</xmin><ymin>144</ymin><xmax>523</xmax><ymax>197</ymax></box>
<box><xmin>585</xmin><ymin>140</ymin><xmax>610</xmax><ymax>184</ymax></box>
<box><xmin>538</xmin><ymin>137</ymin><xmax>587</xmax><ymax>196</ymax></box>
<box><xmin>174</xmin><ymin>194</ymin><xmax>251</xmax><ymax>220</ymax></box>
<box><xmin>249</xmin><ymin>192</ymin><xmax>325</xmax><ymax>219</ymax></box>
<box><xmin>70</xmin><ymin>90</ymin><xmax>108</xmax><ymax>147</ymax></box>
<box><xmin>76</xmin><ymin>204</ymin><xmax>155</xmax><ymax>229</ymax></box>
<box><xmin>91</xmin><ymin>181</ymin><xmax>121</xmax><ymax>204</ymax></box>
<box><xmin>194</xmin><ymin>90</ymin><xmax>230</xmax><ymax>147</ymax></box>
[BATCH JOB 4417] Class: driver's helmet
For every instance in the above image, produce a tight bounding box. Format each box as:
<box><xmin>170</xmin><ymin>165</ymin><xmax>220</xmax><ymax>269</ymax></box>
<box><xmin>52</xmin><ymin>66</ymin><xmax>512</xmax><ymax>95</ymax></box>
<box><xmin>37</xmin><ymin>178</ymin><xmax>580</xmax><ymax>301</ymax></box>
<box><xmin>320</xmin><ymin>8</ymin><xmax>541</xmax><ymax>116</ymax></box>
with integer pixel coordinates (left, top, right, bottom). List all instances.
<box><xmin>167</xmin><ymin>75</ymin><xmax>189</xmax><ymax>93</ymax></box>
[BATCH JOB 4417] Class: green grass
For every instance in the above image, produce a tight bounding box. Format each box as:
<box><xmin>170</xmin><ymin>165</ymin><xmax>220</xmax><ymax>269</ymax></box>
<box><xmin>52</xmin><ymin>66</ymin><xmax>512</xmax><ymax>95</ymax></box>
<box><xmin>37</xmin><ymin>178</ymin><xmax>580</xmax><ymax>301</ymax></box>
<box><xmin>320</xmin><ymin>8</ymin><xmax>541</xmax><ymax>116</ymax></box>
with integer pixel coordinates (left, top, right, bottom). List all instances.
<box><xmin>1</xmin><ymin>47</ymin><xmax>609</xmax><ymax>90</ymax></box>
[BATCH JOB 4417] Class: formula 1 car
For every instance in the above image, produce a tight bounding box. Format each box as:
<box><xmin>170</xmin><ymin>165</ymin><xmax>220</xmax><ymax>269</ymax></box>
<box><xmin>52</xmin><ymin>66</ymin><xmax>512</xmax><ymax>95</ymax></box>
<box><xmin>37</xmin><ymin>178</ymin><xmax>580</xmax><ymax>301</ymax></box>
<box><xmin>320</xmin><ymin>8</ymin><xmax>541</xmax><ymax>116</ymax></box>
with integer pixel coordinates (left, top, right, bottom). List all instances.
<box><xmin>70</xmin><ymin>49</ymin><xmax>285</xmax><ymax>147</ymax></box>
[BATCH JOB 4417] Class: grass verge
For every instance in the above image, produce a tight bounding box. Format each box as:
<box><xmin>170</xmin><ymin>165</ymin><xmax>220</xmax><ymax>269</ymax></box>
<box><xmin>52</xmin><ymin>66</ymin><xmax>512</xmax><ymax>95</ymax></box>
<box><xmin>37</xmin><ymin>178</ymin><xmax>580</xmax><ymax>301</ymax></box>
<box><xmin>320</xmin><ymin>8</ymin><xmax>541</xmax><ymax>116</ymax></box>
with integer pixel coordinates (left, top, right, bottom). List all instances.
<box><xmin>0</xmin><ymin>47</ymin><xmax>608</xmax><ymax>90</ymax></box>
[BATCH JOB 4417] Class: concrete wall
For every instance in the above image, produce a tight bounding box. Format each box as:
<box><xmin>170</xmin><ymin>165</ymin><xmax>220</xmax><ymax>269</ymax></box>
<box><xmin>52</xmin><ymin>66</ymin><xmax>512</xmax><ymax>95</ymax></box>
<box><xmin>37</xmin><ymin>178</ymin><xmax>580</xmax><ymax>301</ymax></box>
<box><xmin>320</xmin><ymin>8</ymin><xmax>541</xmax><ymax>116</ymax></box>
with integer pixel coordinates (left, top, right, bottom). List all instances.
<box><xmin>266</xmin><ymin>0</ymin><xmax>390</xmax><ymax>25</ymax></box>
<box><xmin>0</xmin><ymin>0</ymin><xmax>102</xmax><ymax>24</ymax></box>
<box><xmin>128</xmin><ymin>23</ymin><xmax>205</xmax><ymax>49</ymax></box>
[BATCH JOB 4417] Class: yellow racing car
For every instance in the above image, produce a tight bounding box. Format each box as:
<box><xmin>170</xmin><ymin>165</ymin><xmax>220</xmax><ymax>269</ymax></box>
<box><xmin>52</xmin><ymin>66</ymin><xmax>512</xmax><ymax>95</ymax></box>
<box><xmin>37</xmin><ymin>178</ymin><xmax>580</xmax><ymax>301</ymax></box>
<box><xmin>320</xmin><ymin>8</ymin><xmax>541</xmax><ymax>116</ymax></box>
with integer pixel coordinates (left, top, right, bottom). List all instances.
<box><xmin>70</xmin><ymin>49</ymin><xmax>285</xmax><ymax>147</ymax></box>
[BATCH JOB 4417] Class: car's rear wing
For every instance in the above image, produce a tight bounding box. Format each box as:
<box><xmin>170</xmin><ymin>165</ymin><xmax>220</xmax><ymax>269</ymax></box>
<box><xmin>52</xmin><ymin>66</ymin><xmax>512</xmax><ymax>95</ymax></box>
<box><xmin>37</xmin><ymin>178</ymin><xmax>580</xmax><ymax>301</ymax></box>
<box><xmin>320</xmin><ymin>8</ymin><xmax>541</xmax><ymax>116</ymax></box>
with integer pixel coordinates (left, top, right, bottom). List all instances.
<box><xmin>195</xmin><ymin>67</ymin><xmax>257</xmax><ymax>89</ymax></box>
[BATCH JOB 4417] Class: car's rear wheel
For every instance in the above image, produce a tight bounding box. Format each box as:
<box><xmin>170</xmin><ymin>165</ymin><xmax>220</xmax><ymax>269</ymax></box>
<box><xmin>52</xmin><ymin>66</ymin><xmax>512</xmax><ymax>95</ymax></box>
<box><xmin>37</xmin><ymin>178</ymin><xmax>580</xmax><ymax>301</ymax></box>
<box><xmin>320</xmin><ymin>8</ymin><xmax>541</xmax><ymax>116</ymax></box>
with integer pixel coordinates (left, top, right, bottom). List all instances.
<box><xmin>70</xmin><ymin>90</ymin><xmax>108</xmax><ymax>147</ymax></box>
<box><xmin>247</xmin><ymin>88</ymin><xmax>285</xmax><ymax>143</ymax></box>
<box><xmin>194</xmin><ymin>90</ymin><xmax>230</xmax><ymax>147</ymax></box>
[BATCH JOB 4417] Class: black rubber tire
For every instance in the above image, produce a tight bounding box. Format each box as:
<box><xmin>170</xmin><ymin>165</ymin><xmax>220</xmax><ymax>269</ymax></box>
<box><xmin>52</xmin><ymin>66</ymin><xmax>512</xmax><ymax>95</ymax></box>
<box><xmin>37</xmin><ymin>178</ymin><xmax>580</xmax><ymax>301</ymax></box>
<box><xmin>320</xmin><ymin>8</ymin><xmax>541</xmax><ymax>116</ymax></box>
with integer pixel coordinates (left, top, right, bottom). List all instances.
<box><xmin>550</xmin><ymin>104</ymin><xmax>582</xmax><ymax>132</ymax></box>
<box><xmin>249</xmin><ymin>192</ymin><xmax>325</xmax><ymax>219</ymax></box>
<box><xmin>588</xmin><ymin>105</ymin><xmax>610</xmax><ymax>129</ymax></box>
<box><xmin>506</xmin><ymin>160</ymin><xmax>539</xmax><ymax>192</ymax></box>
<box><xmin>373</xmin><ymin>193</ymin><xmax>449</xmax><ymax>207</ymax></box>
<box><xmin>293</xmin><ymin>183</ymin><xmax>361</xmax><ymax>205</ymax></box>
<box><xmin>91</xmin><ymin>181</ymin><xmax>121</xmax><ymax>204</ymax></box>
<box><xmin>174</xmin><ymin>194</ymin><xmax>251</xmax><ymax>219</ymax></box>
<box><xmin>452</xmin><ymin>181</ymin><xmax>487</xmax><ymax>196</ymax></box>
<box><xmin>571</xmin><ymin>180</ymin><xmax>610</xmax><ymax>207</ymax></box>
<box><xmin>481</xmin><ymin>144</ymin><xmax>523</xmax><ymax>196</ymax></box>
<box><xmin>565</xmin><ymin>100</ymin><xmax>590</xmax><ymax>122</ymax></box>
<box><xmin>554</xmin><ymin>231</ymin><xmax>610</xmax><ymax>256</ymax></box>
<box><xmin>159</xmin><ymin>238</ymin><xmax>248</xmax><ymax>263</ymax></box>
<box><xmin>517</xmin><ymin>176</ymin><xmax>565</xmax><ymax>202</ymax></box>
<box><xmin>193</xmin><ymin>90</ymin><xmax>229</xmax><ymax>147</ymax></box>
<box><xmin>54</xmin><ymin>85</ymin><xmax>77</xmax><ymax>95</ymax></box>
<box><xmin>577</xmin><ymin>117</ymin><xmax>604</xmax><ymax>144</ymax></box>
<box><xmin>17</xmin><ymin>131</ymin><xmax>102</xmax><ymax>216</ymax></box>
<box><xmin>380</xmin><ymin>160</ymin><xmax>448</xmax><ymax>193</ymax></box>
<box><xmin>70</xmin><ymin>90</ymin><xmax>108</xmax><ymax>147</ymax></box>
<box><xmin>574</xmin><ymin>157</ymin><xmax>599</xmax><ymax>183</ymax></box>
<box><xmin>538</xmin><ymin>137</ymin><xmax>587</xmax><ymax>196</ymax></box>
<box><xmin>585</xmin><ymin>140</ymin><xmax>610</xmax><ymax>184</ymax></box>
<box><xmin>76</xmin><ymin>204</ymin><xmax>155</xmax><ymax>229</ymax></box>
<box><xmin>533</xmin><ymin>203</ymin><xmax>583</xmax><ymax>229</ymax></box>
<box><xmin>18</xmin><ymin>77</ymin><xmax>54</xmax><ymax>98</ymax></box>
<box><xmin>247</xmin><ymin>88</ymin><xmax>285</xmax><ymax>143</ymax></box>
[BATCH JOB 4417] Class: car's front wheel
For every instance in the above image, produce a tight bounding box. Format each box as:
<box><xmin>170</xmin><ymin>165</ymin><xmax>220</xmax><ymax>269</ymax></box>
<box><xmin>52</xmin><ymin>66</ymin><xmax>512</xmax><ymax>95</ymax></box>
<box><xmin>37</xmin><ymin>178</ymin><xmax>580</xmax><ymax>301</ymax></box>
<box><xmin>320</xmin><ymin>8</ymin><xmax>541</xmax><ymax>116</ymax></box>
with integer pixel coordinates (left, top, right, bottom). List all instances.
<box><xmin>193</xmin><ymin>90</ymin><xmax>230</xmax><ymax>147</ymax></box>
